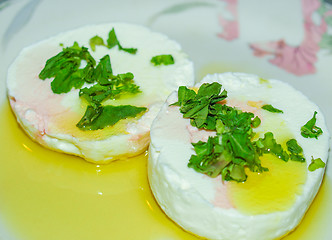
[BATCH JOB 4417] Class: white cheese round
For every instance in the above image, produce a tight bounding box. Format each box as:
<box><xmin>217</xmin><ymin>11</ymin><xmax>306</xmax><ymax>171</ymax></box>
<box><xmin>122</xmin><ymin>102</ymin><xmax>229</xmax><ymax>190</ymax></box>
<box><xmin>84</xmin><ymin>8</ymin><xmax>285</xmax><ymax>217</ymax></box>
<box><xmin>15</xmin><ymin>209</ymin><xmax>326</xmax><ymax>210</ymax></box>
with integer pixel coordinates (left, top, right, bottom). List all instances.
<box><xmin>7</xmin><ymin>22</ymin><xmax>194</xmax><ymax>163</ymax></box>
<box><xmin>148</xmin><ymin>72</ymin><xmax>330</xmax><ymax>240</ymax></box>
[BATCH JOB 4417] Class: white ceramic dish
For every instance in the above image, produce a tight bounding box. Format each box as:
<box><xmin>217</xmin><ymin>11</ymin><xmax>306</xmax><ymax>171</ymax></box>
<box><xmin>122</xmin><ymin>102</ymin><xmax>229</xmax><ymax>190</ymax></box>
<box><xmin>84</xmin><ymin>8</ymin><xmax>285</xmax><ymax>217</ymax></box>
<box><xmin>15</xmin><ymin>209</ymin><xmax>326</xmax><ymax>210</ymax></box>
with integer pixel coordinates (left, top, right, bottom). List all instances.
<box><xmin>0</xmin><ymin>0</ymin><xmax>331</xmax><ymax>239</ymax></box>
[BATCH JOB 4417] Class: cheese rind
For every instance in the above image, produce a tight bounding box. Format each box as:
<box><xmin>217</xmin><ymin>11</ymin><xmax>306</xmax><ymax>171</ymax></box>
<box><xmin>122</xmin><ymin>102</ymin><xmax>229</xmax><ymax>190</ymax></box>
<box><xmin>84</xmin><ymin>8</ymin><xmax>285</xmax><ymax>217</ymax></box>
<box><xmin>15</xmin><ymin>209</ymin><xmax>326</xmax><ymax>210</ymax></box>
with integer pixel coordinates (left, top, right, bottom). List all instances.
<box><xmin>7</xmin><ymin>23</ymin><xmax>194</xmax><ymax>163</ymax></box>
<box><xmin>148</xmin><ymin>72</ymin><xmax>330</xmax><ymax>240</ymax></box>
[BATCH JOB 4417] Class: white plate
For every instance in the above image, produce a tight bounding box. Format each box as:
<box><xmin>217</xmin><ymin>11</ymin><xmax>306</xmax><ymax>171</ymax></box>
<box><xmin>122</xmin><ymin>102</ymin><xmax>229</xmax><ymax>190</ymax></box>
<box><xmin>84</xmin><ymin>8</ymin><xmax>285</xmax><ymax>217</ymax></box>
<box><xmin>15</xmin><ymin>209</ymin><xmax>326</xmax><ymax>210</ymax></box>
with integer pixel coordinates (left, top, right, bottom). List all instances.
<box><xmin>0</xmin><ymin>0</ymin><xmax>331</xmax><ymax>239</ymax></box>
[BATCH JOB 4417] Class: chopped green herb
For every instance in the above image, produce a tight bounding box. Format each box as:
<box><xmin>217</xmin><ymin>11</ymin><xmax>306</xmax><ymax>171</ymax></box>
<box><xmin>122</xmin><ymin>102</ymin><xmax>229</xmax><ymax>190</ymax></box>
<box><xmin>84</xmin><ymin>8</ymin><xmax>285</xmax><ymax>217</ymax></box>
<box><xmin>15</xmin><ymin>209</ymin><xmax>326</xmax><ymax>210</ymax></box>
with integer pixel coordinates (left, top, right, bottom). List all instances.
<box><xmin>107</xmin><ymin>28</ymin><xmax>137</xmax><ymax>54</ymax></box>
<box><xmin>39</xmin><ymin>30</ymin><xmax>143</xmax><ymax>131</ymax></box>
<box><xmin>188</xmin><ymin>135</ymin><xmax>255</xmax><ymax>182</ymax></box>
<box><xmin>290</xmin><ymin>154</ymin><xmax>306</xmax><ymax>162</ymax></box>
<box><xmin>79</xmin><ymin>84</ymin><xmax>113</xmax><ymax>108</ymax></box>
<box><xmin>94</xmin><ymin>55</ymin><xmax>113</xmax><ymax>85</ymax></box>
<box><xmin>171</xmin><ymin>82</ymin><xmax>227</xmax><ymax>129</ymax></box>
<box><xmin>79</xmin><ymin>72</ymin><xmax>140</xmax><ymax>107</ymax></box>
<box><xmin>151</xmin><ymin>54</ymin><xmax>175</xmax><ymax>66</ymax></box>
<box><xmin>301</xmin><ymin>111</ymin><xmax>323</xmax><ymax>139</ymax></box>
<box><xmin>77</xmin><ymin>105</ymin><xmax>147</xmax><ymax>131</ymax></box>
<box><xmin>89</xmin><ymin>35</ymin><xmax>107</xmax><ymax>51</ymax></box>
<box><xmin>308</xmin><ymin>157</ymin><xmax>325</xmax><ymax>171</ymax></box>
<box><xmin>286</xmin><ymin>139</ymin><xmax>305</xmax><ymax>162</ymax></box>
<box><xmin>255</xmin><ymin>132</ymin><xmax>289</xmax><ymax>161</ymax></box>
<box><xmin>286</xmin><ymin>139</ymin><xmax>303</xmax><ymax>155</ymax></box>
<box><xmin>174</xmin><ymin>83</ymin><xmax>269</xmax><ymax>182</ymax></box>
<box><xmin>78</xmin><ymin>55</ymin><xmax>139</xmax><ymax>107</ymax></box>
<box><xmin>39</xmin><ymin>42</ymin><xmax>96</xmax><ymax>94</ymax></box>
<box><xmin>262</xmin><ymin>104</ymin><xmax>283</xmax><ymax>113</ymax></box>
<box><xmin>251</xmin><ymin>116</ymin><xmax>261</xmax><ymax>128</ymax></box>
<box><xmin>174</xmin><ymin>82</ymin><xmax>307</xmax><ymax>182</ymax></box>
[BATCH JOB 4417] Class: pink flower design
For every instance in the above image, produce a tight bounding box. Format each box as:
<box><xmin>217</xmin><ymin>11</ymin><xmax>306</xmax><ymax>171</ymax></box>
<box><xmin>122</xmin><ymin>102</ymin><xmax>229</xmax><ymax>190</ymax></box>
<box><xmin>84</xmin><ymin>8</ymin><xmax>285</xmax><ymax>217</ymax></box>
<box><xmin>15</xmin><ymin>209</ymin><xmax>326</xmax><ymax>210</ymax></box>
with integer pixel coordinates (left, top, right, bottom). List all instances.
<box><xmin>217</xmin><ymin>0</ymin><xmax>239</xmax><ymax>41</ymax></box>
<box><xmin>249</xmin><ymin>0</ymin><xmax>327</xmax><ymax>76</ymax></box>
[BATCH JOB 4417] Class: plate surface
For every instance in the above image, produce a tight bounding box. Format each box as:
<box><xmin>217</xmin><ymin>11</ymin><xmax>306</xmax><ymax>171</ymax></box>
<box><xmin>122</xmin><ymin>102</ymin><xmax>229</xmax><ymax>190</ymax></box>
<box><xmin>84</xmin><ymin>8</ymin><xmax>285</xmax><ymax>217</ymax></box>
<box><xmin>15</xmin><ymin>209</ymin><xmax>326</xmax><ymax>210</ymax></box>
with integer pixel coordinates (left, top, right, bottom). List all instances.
<box><xmin>0</xmin><ymin>0</ymin><xmax>332</xmax><ymax>239</ymax></box>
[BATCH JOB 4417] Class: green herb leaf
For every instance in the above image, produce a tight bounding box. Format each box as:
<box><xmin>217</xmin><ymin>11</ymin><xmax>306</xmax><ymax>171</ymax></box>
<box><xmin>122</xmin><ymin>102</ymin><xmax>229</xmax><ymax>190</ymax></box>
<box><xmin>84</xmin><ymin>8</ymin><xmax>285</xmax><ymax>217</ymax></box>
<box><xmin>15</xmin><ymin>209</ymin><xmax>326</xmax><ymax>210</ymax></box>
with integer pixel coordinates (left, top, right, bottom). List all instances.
<box><xmin>172</xmin><ymin>83</ymin><xmax>227</xmax><ymax>129</ymax></box>
<box><xmin>176</xmin><ymin>82</ymin><xmax>308</xmax><ymax>182</ymax></box>
<box><xmin>181</xmin><ymin>83</ymin><xmax>269</xmax><ymax>182</ymax></box>
<box><xmin>262</xmin><ymin>104</ymin><xmax>283</xmax><ymax>113</ymax></box>
<box><xmin>107</xmin><ymin>28</ymin><xmax>137</xmax><ymax>54</ymax></box>
<box><xmin>196</xmin><ymin>82</ymin><xmax>224</xmax><ymax>99</ymax></box>
<box><xmin>150</xmin><ymin>54</ymin><xmax>175</xmax><ymax>66</ymax></box>
<box><xmin>89</xmin><ymin>35</ymin><xmax>106</xmax><ymax>51</ymax></box>
<box><xmin>215</xmin><ymin>119</ymin><xmax>225</xmax><ymax>134</ymax></box>
<box><xmin>170</xmin><ymin>86</ymin><xmax>196</xmax><ymax>107</ymax></box>
<box><xmin>286</xmin><ymin>139</ymin><xmax>303</xmax><ymax>154</ymax></box>
<box><xmin>188</xmin><ymin>131</ymin><xmax>265</xmax><ymax>182</ymax></box>
<box><xmin>301</xmin><ymin>111</ymin><xmax>323</xmax><ymax>139</ymax></box>
<box><xmin>77</xmin><ymin>54</ymin><xmax>140</xmax><ymax>107</ymax></box>
<box><xmin>229</xmin><ymin>164</ymin><xmax>247</xmax><ymax>182</ymax></box>
<box><xmin>39</xmin><ymin>32</ymin><xmax>144</xmax><ymax>132</ymax></box>
<box><xmin>255</xmin><ymin>132</ymin><xmax>289</xmax><ymax>161</ymax></box>
<box><xmin>118</xmin><ymin>45</ymin><xmax>137</xmax><ymax>54</ymax></box>
<box><xmin>94</xmin><ymin>55</ymin><xmax>113</xmax><ymax>85</ymax></box>
<box><xmin>39</xmin><ymin>42</ymin><xmax>96</xmax><ymax>94</ymax></box>
<box><xmin>76</xmin><ymin>105</ymin><xmax>103</xmax><ymax>129</ymax></box>
<box><xmin>286</xmin><ymin>139</ymin><xmax>305</xmax><ymax>162</ymax></box>
<box><xmin>192</xmin><ymin>138</ymin><xmax>214</xmax><ymax>157</ymax></box>
<box><xmin>289</xmin><ymin>154</ymin><xmax>306</xmax><ymax>162</ymax></box>
<box><xmin>79</xmin><ymin>72</ymin><xmax>140</xmax><ymax>107</ymax></box>
<box><xmin>79</xmin><ymin>84</ymin><xmax>112</xmax><ymax>108</ymax></box>
<box><xmin>213</xmin><ymin>104</ymin><xmax>255</xmax><ymax>135</ymax></box>
<box><xmin>308</xmin><ymin>157</ymin><xmax>325</xmax><ymax>171</ymax></box>
<box><xmin>77</xmin><ymin>105</ymin><xmax>147</xmax><ymax>131</ymax></box>
<box><xmin>107</xmin><ymin>28</ymin><xmax>118</xmax><ymax>49</ymax></box>
<box><xmin>251</xmin><ymin>116</ymin><xmax>261</xmax><ymax>128</ymax></box>
<box><xmin>50</xmin><ymin>66</ymin><xmax>85</xmax><ymax>94</ymax></box>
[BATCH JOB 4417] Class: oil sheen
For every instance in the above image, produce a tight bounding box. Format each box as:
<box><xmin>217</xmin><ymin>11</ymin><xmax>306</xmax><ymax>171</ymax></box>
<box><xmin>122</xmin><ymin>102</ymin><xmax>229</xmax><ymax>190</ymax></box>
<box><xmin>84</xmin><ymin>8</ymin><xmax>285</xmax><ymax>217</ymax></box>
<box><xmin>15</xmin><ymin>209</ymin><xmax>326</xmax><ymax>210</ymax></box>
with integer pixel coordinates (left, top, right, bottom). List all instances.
<box><xmin>227</xmin><ymin>152</ymin><xmax>307</xmax><ymax>215</ymax></box>
<box><xmin>226</xmin><ymin>105</ymin><xmax>307</xmax><ymax>215</ymax></box>
<box><xmin>0</xmin><ymin>103</ymin><xmax>331</xmax><ymax>240</ymax></box>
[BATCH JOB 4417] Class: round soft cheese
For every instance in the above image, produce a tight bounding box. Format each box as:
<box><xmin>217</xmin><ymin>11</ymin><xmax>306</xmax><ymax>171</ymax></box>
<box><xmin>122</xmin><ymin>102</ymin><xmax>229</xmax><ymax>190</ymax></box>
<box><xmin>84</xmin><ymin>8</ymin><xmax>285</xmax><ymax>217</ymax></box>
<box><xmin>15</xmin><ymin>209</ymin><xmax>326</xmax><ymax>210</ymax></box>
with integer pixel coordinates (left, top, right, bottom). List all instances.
<box><xmin>7</xmin><ymin>22</ymin><xmax>194</xmax><ymax>163</ymax></box>
<box><xmin>148</xmin><ymin>72</ymin><xmax>330</xmax><ymax>240</ymax></box>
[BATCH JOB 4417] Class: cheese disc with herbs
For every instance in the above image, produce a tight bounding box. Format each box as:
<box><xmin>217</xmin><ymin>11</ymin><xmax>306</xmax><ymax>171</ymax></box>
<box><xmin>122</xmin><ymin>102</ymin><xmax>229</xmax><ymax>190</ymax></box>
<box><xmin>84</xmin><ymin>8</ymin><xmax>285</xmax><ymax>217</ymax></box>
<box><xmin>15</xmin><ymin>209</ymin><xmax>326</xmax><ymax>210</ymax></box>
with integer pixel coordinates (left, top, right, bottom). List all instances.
<box><xmin>148</xmin><ymin>72</ymin><xmax>329</xmax><ymax>240</ymax></box>
<box><xmin>7</xmin><ymin>23</ymin><xmax>194</xmax><ymax>163</ymax></box>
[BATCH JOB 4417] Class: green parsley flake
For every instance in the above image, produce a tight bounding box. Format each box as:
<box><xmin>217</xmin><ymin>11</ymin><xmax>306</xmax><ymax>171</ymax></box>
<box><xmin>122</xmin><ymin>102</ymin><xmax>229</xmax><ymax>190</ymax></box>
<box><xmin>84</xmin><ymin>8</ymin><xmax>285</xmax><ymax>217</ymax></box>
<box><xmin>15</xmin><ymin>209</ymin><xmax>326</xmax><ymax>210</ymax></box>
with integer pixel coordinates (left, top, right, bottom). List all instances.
<box><xmin>173</xmin><ymin>83</ymin><xmax>269</xmax><ymax>182</ymax></box>
<box><xmin>79</xmin><ymin>72</ymin><xmax>140</xmax><ymax>108</ymax></box>
<box><xmin>251</xmin><ymin>116</ymin><xmax>261</xmax><ymax>128</ymax></box>
<box><xmin>107</xmin><ymin>28</ymin><xmax>137</xmax><ymax>54</ymax></box>
<box><xmin>88</xmin><ymin>28</ymin><xmax>137</xmax><ymax>54</ymax></box>
<box><xmin>174</xmin><ymin>82</ymin><xmax>307</xmax><ymax>182</ymax></box>
<box><xmin>89</xmin><ymin>35</ymin><xmax>107</xmax><ymax>51</ymax></box>
<box><xmin>308</xmin><ymin>157</ymin><xmax>325</xmax><ymax>171</ymax></box>
<box><xmin>172</xmin><ymin>82</ymin><xmax>228</xmax><ymax>130</ymax></box>
<box><xmin>151</xmin><ymin>54</ymin><xmax>175</xmax><ymax>66</ymax></box>
<box><xmin>76</xmin><ymin>105</ymin><xmax>147</xmax><ymax>131</ymax></box>
<box><xmin>39</xmin><ymin>29</ymin><xmax>144</xmax><ymax>131</ymax></box>
<box><xmin>301</xmin><ymin>111</ymin><xmax>323</xmax><ymax>139</ymax></box>
<box><xmin>286</xmin><ymin>139</ymin><xmax>305</xmax><ymax>162</ymax></box>
<box><xmin>255</xmin><ymin>132</ymin><xmax>289</xmax><ymax>161</ymax></box>
<box><xmin>262</xmin><ymin>104</ymin><xmax>283</xmax><ymax>113</ymax></box>
<box><xmin>39</xmin><ymin>42</ymin><xmax>96</xmax><ymax>94</ymax></box>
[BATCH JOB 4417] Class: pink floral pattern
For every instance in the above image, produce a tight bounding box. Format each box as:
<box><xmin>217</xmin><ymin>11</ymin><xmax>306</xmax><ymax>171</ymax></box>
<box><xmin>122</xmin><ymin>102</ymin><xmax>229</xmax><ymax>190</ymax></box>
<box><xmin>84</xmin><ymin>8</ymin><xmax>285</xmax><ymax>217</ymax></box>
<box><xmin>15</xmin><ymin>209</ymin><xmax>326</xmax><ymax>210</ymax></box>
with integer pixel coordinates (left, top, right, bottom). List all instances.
<box><xmin>217</xmin><ymin>0</ymin><xmax>239</xmax><ymax>41</ymax></box>
<box><xmin>250</xmin><ymin>0</ymin><xmax>327</xmax><ymax>76</ymax></box>
<box><xmin>217</xmin><ymin>0</ymin><xmax>331</xmax><ymax>76</ymax></box>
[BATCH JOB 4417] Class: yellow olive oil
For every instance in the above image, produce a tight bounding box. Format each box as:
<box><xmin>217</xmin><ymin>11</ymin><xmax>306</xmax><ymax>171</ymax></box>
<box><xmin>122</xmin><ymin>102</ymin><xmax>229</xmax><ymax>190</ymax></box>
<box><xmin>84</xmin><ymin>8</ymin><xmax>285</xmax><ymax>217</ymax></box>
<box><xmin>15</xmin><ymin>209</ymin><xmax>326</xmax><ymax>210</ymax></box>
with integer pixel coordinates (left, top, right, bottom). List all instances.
<box><xmin>0</xmin><ymin>103</ymin><xmax>331</xmax><ymax>240</ymax></box>
<box><xmin>227</xmin><ymin>153</ymin><xmax>307</xmax><ymax>215</ymax></box>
